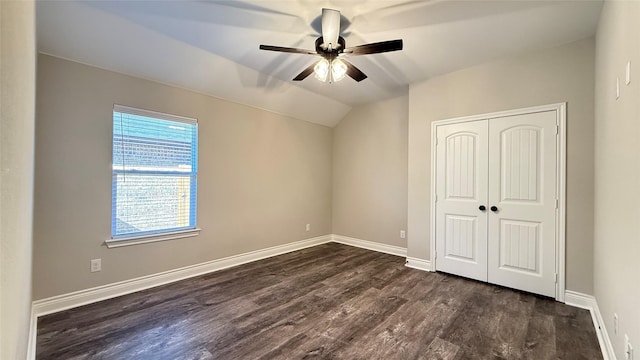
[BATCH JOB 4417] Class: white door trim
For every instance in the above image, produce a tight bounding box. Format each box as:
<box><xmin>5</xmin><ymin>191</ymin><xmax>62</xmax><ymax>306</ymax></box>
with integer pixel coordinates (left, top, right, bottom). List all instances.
<box><xmin>430</xmin><ymin>103</ymin><xmax>566</xmax><ymax>301</ymax></box>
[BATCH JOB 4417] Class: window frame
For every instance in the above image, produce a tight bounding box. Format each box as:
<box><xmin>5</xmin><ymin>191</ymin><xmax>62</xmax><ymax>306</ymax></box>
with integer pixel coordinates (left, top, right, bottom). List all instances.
<box><xmin>105</xmin><ymin>105</ymin><xmax>200</xmax><ymax>248</ymax></box>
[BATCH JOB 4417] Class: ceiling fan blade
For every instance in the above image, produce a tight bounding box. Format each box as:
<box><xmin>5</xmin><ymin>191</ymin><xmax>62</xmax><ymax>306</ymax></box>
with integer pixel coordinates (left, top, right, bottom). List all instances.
<box><xmin>321</xmin><ymin>8</ymin><xmax>340</xmax><ymax>50</ymax></box>
<box><xmin>259</xmin><ymin>45</ymin><xmax>317</xmax><ymax>55</ymax></box>
<box><xmin>293</xmin><ymin>62</ymin><xmax>317</xmax><ymax>81</ymax></box>
<box><xmin>344</xmin><ymin>39</ymin><xmax>403</xmax><ymax>56</ymax></box>
<box><xmin>343</xmin><ymin>60</ymin><xmax>367</xmax><ymax>82</ymax></box>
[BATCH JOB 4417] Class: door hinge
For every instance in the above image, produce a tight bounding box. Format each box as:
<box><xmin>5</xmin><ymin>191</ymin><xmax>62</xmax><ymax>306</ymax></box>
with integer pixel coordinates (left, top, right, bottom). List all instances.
<box><xmin>555</xmin><ymin>125</ymin><xmax>559</xmax><ymax>135</ymax></box>
<box><xmin>435</xmin><ymin>194</ymin><xmax>438</xmax><ymax>202</ymax></box>
<box><xmin>434</xmin><ymin>251</ymin><xmax>438</xmax><ymax>259</ymax></box>
<box><xmin>555</xmin><ymin>273</ymin><xmax>558</xmax><ymax>283</ymax></box>
<box><xmin>555</xmin><ymin>199</ymin><xmax>559</xmax><ymax>209</ymax></box>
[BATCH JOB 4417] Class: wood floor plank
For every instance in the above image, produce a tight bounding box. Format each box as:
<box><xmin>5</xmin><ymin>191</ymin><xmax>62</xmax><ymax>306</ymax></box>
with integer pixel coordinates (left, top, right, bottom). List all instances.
<box><xmin>523</xmin><ymin>312</ymin><xmax>556</xmax><ymax>360</ymax></box>
<box><xmin>333</xmin><ymin>272</ymin><xmax>463</xmax><ymax>359</ymax></box>
<box><xmin>36</xmin><ymin>243</ymin><xmax>602</xmax><ymax>360</ymax></box>
<box><xmin>422</xmin><ymin>337</ymin><xmax>460</xmax><ymax>360</ymax></box>
<box><xmin>437</xmin><ymin>281</ymin><xmax>507</xmax><ymax>357</ymax></box>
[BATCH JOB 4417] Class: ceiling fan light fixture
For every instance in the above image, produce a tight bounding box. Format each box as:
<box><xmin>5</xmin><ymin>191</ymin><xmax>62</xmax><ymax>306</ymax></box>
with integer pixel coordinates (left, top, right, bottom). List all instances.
<box><xmin>331</xmin><ymin>59</ymin><xmax>347</xmax><ymax>82</ymax></box>
<box><xmin>314</xmin><ymin>58</ymin><xmax>347</xmax><ymax>83</ymax></box>
<box><xmin>314</xmin><ymin>58</ymin><xmax>330</xmax><ymax>82</ymax></box>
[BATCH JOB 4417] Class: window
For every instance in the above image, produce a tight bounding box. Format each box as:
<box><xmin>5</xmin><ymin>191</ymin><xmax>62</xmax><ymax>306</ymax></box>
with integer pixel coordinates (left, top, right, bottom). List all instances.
<box><xmin>109</xmin><ymin>105</ymin><xmax>198</xmax><ymax>246</ymax></box>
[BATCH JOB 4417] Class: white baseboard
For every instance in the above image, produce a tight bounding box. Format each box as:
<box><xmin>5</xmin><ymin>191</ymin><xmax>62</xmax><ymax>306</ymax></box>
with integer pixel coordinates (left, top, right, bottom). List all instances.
<box><xmin>564</xmin><ymin>290</ymin><xmax>595</xmax><ymax>310</ymax></box>
<box><xmin>331</xmin><ymin>234</ymin><xmax>407</xmax><ymax>257</ymax></box>
<box><xmin>32</xmin><ymin>235</ymin><xmax>332</xmax><ymax>317</ymax></box>
<box><xmin>565</xmin><ymin>290</ymin><xmax>616</xmax><ymax>360</ymax></box>
<box><xmin>405</xmin><ymin>256</ymin><xmax>432</xmax><ymax>272</ymax></box>
<box><xmin>27</xmin><ymin>306</ymin><xmax>37</xmax><ymax>360</ymax></box>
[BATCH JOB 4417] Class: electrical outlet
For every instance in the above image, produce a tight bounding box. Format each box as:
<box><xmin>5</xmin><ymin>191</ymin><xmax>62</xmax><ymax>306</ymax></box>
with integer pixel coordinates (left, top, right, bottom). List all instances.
<box><xmin>90</xmin><ymin>258</ymin><xmax>102</xmax><ymax>273</ymax></box>
<box><xmin>400</xmin><ymin>230</ymin><xmax>406</xmax><ymax>239</ymax></box>
<box><xmin>305</xmin><ymin>224</ymin><xmax>311</xmax><ymax>232</ymax></box>
<box><xmin>614</xmin><ymin>313</ymin><xmax>619</xmax><ymax>335</ymax></box>
<box><xmin>626</xmin><ymin>334</ymin><xmax>634</xmax><ymax>360</ymax></box>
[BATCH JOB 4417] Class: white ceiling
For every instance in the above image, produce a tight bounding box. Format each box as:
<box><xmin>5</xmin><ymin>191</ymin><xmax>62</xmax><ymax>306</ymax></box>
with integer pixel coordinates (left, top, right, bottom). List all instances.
<box><xmin>36</xmin><ymin>0</ymin><xmax>603</xmax><ymax>127</ymax></box>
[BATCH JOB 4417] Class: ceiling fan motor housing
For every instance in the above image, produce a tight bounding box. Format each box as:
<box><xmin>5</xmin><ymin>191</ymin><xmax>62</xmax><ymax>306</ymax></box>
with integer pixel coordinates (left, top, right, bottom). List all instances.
<box><xmin>315</xmin><ymin>36</ymin><xmax>346</xmax><ymax>59</ymax></box>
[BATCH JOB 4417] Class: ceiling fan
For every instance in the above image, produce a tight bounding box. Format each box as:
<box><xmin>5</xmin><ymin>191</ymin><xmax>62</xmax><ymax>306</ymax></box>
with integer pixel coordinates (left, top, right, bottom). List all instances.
<box><xmin>259</xmin><ymin>8</ymin><xmax>403</xmax><ymax>83</ymax></box>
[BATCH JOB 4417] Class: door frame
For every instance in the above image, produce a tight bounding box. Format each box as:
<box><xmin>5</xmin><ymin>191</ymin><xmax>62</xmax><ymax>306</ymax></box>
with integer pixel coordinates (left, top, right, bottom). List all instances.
<box><xmin>430</xmin><ymin>103</ymin><xmax>567</xmax><ymax>302</ymax></box>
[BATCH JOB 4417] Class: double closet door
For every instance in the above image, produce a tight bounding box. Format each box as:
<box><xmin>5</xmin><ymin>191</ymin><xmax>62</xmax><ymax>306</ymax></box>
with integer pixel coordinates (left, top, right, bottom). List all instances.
<box><xmin>434</xmin><ymin>110</ymin><xmax>558</xmax><ymax>298</ymax></box>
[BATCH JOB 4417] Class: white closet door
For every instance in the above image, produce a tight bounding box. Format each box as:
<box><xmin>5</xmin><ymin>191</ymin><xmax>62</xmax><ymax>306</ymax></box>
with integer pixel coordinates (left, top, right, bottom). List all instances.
<box><xmin>435</xmin><ymin>121</ymin><xmax>489</xmax><ymax>282</ymax></box>
<box><xmin>487</xmin><ymin>111</ymin><xmax>557</xmax><ymax>297</ymax></box>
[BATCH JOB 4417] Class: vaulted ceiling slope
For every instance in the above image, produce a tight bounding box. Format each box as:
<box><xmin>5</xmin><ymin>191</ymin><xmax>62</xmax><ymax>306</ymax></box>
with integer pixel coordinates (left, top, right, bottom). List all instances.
<box><xmin>36</xmin><ymin>0</ymin><xmax>603</xmax><ymax>127</ymax></box>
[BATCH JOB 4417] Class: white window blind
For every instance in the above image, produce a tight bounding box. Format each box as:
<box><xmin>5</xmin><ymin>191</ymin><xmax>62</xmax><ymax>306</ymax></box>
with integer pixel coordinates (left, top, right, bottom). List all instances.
<box><xmin>111</xmin><ymin>105</ymin><xmax>198</xmax><ymax>240</ymax></box>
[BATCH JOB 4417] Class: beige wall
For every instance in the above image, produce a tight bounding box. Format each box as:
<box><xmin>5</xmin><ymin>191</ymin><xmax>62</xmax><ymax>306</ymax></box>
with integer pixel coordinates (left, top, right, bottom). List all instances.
<box><xmin>0</xmin><ymin>1</ymin><xmax>36</xmax><ymax>358</ymax></box>
<box><xmin>33</xmin><ymin>55</ymin><xmax>333</xmax><ymax>300</ymax></box>
<box><xmin>332</xmin><ymin>95</ymin><xmax>409</xmax><ymax>247</ymax></box>
<box><xmin>594</xmin><ymin>1</ymin><xmax>640</xmax><ymax>357</ymax></box>
<box><xmin>408</xmin><ymin>38</ymin><xmax>596</xmax><ymax>294</ymax></box>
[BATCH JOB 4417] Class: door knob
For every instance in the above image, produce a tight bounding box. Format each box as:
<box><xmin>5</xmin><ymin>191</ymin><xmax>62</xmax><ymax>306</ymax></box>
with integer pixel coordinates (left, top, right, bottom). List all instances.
<box><xmin>490</xmin><ymin>206</ymin><xmax>498</xmax><ymax>212</ymax></box>
<box><xmin>479</xmin><ymin>205</ymin><xmax>486</xmax><ymax>211</ymax></box>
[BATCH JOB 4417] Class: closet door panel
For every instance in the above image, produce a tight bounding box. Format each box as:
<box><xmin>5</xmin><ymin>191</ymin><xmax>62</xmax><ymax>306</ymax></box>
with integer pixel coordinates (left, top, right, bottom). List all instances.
<box><xmin>435</xmin><ymin>121</ymin><xmax>488</xmax><ymax>281</ymax></box>
<box><xmin>487</xmin><ymin>111</ymin><xmax>557</xmax><ymax>297</ymax></box>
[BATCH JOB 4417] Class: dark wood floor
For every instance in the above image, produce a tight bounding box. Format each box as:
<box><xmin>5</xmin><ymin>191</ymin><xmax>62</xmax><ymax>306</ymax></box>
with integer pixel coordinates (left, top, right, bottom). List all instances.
<box><xmin>37</xmin><ymin>243</ymin><xmax>602</xmax><ymax>359</ymax></box>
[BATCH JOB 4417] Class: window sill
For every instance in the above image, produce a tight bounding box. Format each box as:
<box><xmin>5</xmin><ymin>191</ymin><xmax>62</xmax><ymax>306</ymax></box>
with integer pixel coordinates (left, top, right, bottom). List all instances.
<box><xmin>105</xmin><ymin>228</ymin><xmax>201</xmax><ymax>248</ymax></box>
